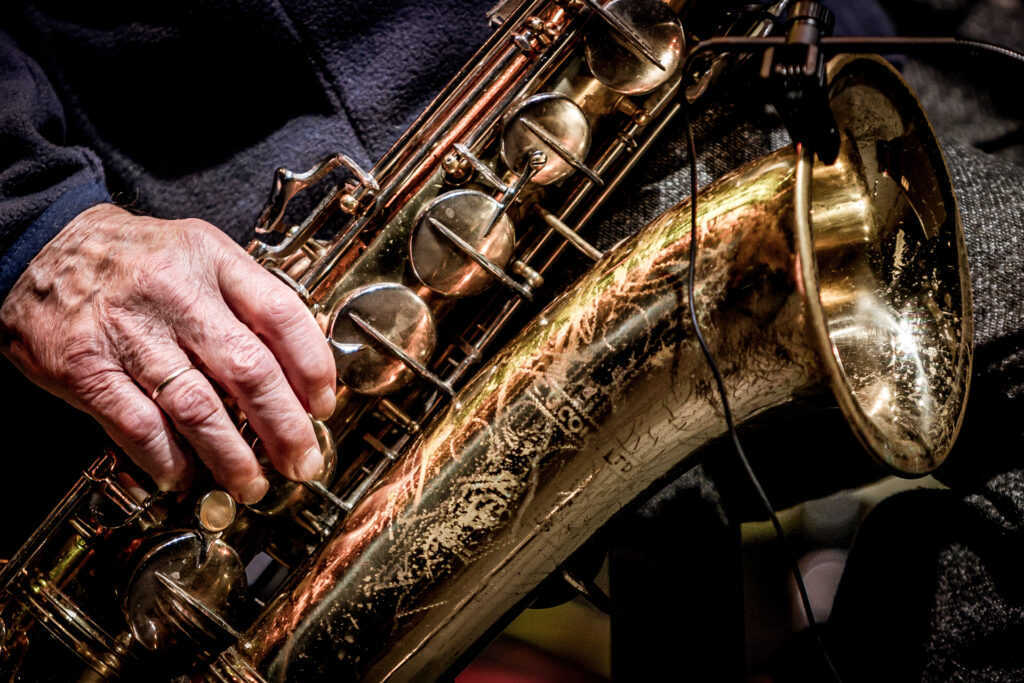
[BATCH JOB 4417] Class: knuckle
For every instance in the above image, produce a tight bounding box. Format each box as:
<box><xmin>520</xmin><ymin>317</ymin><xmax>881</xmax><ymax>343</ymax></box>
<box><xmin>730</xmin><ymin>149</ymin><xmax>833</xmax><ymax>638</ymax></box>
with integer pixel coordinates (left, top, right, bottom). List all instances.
<box><xmin>221</xmin><ymin>332</ymin><xmax>277</xmax><ymax>391</ymax></box>
<box><xmin>134</xmin><ymin>257</ymin><xmax>198</xmax><ymax>311</ymax></box>
<box><xmin>260</xmin><ymin>288</ymin><xmax>306</xmax><ymax>329</ymax></box>
<box><xmin>0</xmin><ymin>291</ymin><xmax>29</xmax><ymax>333</ymax></box>
<box><xmin>115</xmin><ymin>404</ymin><xmax>165</xmax><ymax>451</ymax></box>
<box><xmin>167</xmin><ymin>379</ymin><xmax>222</xmax><ymax>429</ymax></box>
<box><xmin>63</xmin><ymin>329</ymin><xmax>105</xmax><ymax>368</ymax></box>
<box><xmin>177</xmin><ymin>219</ymin><xmax>233</xmax><ymax>259</ymax></box>
<box><xmin>62</xmin><ymin>340</ymin><xmax>119</xmax><ymax>400</ymax></box>
<box><xmin>71</xmin><ymin>366</ymin><xmax>122</xmax><ymax>405</ymax></box>
<box><xmin>132</xmin><ymin>254</ymin><xmax>173</xmax><ymax>289</ymax></box>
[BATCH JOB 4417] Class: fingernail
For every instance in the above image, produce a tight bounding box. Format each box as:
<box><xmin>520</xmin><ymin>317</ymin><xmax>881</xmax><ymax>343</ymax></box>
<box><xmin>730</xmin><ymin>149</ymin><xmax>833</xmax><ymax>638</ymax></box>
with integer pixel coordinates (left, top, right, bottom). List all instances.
<box><xmin>238</xmin><ymin>475</ymin><xmax>270</xmax><ymax>505</ymax></box>
<box><xmin>295</xmin><ymin>446</ymin><xmax>323</xmax><ymax>481</ymax></box>
<box><xmin>311</xmin><ymin>386</ymin><xmax>337</xmax><ymax>421</ymax></box>
<box><xmin>156</xmin><ymin>469</ymin><xmax>192</xmax><ymax>493</ymax></box>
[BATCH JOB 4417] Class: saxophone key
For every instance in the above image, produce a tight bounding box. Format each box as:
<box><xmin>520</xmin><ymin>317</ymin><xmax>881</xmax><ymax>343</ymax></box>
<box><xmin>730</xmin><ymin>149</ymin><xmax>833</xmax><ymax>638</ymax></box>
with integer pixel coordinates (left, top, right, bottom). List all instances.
<box><xmin>501</xmin><ymin>93</ymin><xmax>594</xmax><ymax>185</ymax></box>
<box><xmin>583</xmin><ymin>0</ymin><xmax>684</xmax><ymax>95</ymax></box>
<box><xmin>328</xmin><ymin>283</ymin><xmax>439</xmax><ymax>395</ymax></box>
<box><xmin>119</xmin><ymin>531</ymin><xmax>247</xmax><ymax>654</ymax></box>
<box><xmin>346</xmin><ymin>309</ymin><xmax>455</xmax><ymax>397</ymax></box>
<box><xmin>196</xmin><ymin>491</ymin><xmax>236</xmax><ymax>534</ymax></box>
<box><xmin>243</xmin><ymin>419</ymin><xmax>337</xmax><ymax>516</ymax></box>
<box><xmin>410</xmin><ymin>190</ymin><xmax>517</xmax><ymax>297</ymax></box>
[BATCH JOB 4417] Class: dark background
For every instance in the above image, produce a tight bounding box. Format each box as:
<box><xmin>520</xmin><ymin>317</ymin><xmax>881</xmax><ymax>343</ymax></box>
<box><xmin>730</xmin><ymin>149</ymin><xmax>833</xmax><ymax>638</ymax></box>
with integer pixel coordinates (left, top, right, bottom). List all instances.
<box><xmin>0</xmin><ymin>0</ymin><xmax>1022</xmax><ymax>679</ymax></box>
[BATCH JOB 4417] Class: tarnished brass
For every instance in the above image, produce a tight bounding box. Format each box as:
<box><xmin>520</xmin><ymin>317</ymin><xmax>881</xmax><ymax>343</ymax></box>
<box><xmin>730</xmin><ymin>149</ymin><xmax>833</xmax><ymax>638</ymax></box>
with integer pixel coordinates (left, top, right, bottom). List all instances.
<box><xmin>203</xmin><ymin>55</ymin><xmax>971</xmax><ymax>681</ymax></box>
<box><xmin>501</xmin><ymin>93</ymin><xmax>594</xmax><ymax>185</ymax></box>
<box><xmin>409</xmin><ymin>190</ymin><xmax>517</xmax><ymax>296</ymax></box>
<box><xmin>0</xmin><ymin>0</ymin><xmax>972</xmax><ymax>676</ymax></box>
<box><xmin>328</xmin><ymin>284</ymin><xmax>438</xmax><ymax>395</ymax></box>
<box><xmin>585</xmin><ymin>0</ymin><xmax>685</xmax><ymax>94</ymax></box>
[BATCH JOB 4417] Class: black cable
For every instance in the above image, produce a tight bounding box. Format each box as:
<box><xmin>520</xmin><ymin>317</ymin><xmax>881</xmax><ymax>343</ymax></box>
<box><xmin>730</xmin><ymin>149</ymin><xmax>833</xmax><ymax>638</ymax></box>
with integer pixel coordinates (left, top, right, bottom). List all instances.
<box><xmin>680</xmin><ymin>103</ymin><xmax>842</xmax><ymax>682</ymax></box>
<box><xmin>685</xmin><ymin>35</ymin><xmax>1024</xmax><ymax>67</ymax></box>
<box><xmin>673</xmin><ymin>27</ymin><xmax>1024</xmax><ymax>681</ymax></box>
<box><xmin>953</xmin><ymin>37</ymin><xmax>1024</xmax><ymax>64</ymax></box>
<box><xmin>824</xmin><ymin>36</ymin><xmax>1024</xmax><ymax>64</ymax></box>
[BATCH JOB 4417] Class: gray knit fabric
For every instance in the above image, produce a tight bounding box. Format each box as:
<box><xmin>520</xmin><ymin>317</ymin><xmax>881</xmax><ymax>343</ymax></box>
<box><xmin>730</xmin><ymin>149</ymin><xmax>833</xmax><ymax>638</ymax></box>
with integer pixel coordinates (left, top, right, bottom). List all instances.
<box><xmin>602</xmin><ymin>2</ymin><xmax>1024</xmax><ymax>680</ymax></box>
<box><xmin>911</xmin><ymin>6</ymin><xmax>1024</xmax><ymax>679</ymax></box>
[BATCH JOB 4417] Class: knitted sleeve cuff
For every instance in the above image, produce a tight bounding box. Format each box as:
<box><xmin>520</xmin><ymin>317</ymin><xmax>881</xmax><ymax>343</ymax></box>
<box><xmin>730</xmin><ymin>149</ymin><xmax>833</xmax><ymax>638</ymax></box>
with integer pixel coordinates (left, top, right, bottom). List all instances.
<box><xmin>0</xmin><ymin>179</ymin><xmax>111</xmax><ymax>299</ymax></box>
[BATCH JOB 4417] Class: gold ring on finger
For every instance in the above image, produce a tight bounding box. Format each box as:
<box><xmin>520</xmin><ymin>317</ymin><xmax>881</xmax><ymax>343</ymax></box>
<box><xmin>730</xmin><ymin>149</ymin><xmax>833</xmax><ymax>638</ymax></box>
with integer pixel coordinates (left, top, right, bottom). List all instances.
<box><xmin>150</xmin><ymin>364</ymin><xmax>198</xmax><ymax>401</ymax></box>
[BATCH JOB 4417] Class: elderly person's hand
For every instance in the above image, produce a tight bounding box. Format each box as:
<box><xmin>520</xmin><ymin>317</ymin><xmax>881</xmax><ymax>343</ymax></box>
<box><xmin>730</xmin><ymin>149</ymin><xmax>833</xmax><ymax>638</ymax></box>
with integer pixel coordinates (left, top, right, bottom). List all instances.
<box><xmin>0</xmin><ymin>203</ymin><xmax>336</xmax><ymax>504</ymax></box>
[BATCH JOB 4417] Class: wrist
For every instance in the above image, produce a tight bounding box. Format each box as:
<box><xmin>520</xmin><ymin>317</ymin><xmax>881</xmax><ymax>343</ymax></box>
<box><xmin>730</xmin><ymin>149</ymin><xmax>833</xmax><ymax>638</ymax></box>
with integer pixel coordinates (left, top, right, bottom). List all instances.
<box><xmin>0</xmin><ymin>181</ymin><xmax>111</xmax><ymax>300</ymax></box>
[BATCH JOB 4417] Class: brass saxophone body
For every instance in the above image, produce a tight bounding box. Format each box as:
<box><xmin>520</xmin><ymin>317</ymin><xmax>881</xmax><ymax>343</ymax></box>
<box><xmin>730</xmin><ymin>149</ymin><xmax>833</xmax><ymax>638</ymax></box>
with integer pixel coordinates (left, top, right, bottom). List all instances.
<box><xmin>0</xmin><ymin>0</ymin><xmax>972</xmax><ymax>680</ymax></box>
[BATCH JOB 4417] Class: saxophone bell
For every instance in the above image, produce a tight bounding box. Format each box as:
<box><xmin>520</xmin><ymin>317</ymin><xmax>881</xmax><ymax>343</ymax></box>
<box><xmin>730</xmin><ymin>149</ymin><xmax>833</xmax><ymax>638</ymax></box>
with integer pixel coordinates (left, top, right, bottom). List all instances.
<box><xmin>0</xmin><ymin>0</ymin><xmax>972</xmax><ymax>677</ymax></box>
<box><xmin>205</xmin><ymin>53</ymin><xmax>972</xmax><ymax>682</ymax></box>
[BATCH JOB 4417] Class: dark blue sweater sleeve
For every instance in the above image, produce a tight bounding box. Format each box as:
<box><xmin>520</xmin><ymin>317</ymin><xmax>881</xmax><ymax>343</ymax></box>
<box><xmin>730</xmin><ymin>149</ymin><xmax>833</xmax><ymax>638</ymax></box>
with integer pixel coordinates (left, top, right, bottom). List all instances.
<box><xmin>0</xmin><ymin>29</ymin><xmax>110</xmax><ymax>299</ymax></box>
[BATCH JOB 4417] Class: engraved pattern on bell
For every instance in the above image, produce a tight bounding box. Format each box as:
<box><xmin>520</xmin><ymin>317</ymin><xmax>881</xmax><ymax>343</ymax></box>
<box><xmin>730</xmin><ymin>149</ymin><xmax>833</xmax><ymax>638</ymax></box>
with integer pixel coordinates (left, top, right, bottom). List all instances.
<box><xmin>584</xmin><ymin>0</ymin><xmax>684</xmax><ymax>95</ymax></box>
<box><xmin>329</xmin><ymin>283</ymin><xmax>437</xmax><ymax>395</ymax></box>
<box><xmin>120</xmin><ymin>532</ymin><xmax>246</xmax><ymax>652</ymax></box>
<box><xmin>410</xmin><ymin>190</ymin><xmax>516</xmax><ymax>296</ymax></box>
<box><xmin>500</xmin><ymin>93</ymin><xmax>592</xmax><ymax>185</ymax></box>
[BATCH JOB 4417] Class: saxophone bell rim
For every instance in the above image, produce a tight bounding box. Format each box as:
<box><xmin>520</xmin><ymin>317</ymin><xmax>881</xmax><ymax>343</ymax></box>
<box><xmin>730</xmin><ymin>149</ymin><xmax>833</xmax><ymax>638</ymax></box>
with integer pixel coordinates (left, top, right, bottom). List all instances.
<box><xmin>798</xmin><ymin>54</ymin><xmax>973</xmax><ymax>477</ymax></box>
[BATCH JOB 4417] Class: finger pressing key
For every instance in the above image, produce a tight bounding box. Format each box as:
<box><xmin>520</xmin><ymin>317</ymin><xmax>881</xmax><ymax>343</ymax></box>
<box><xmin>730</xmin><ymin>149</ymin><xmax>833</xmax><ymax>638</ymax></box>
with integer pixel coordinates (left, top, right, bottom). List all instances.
<box><xmin>146</xmin><ymin>354</ymin><xmax>269</xmax><ymax>503</ymax></box>
<box><xmin>182</xmin><ymin>302</ymin><xmax>323</xmax><ymax>482</ymax></box>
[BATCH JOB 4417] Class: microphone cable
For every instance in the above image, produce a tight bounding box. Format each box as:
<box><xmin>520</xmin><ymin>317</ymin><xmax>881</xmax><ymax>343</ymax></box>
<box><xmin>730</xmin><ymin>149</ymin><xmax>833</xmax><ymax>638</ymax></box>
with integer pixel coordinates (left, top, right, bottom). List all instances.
<box><xmin>688</xmin><ymin>35</ymin><xmax>1024</xmax><ymax>68</ymax></box>
<box><xmin>675</xmin><ymin>27</ymin><xmax>1024</xmax><ymax>680</ymax></box>
<box><xmin>679</xmin><ymin>101</ymin><xmax>843</xmax><ymax>682</ymax></box>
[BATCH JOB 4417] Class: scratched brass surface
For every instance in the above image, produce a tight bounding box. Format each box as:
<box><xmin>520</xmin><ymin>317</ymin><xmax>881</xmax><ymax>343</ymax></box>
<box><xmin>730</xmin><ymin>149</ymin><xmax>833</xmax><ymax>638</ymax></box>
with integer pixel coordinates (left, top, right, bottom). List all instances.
<box><xmin>205</xmin><ymin>56</ymin><xmax>971</xmax><ymax>682</ymax></box>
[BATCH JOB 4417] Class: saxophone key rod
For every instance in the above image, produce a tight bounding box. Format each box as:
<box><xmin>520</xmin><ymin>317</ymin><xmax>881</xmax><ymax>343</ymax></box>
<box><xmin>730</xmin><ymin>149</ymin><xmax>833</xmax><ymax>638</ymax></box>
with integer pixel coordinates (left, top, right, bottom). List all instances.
<box><xmin>376</xmin><ymin>399</ymin><xmax>422</xmax><ymax>435</ymax></box>
<box><xmin>300</xmin><ymin>480</ymin><xmax>352</xmax><ymax>513</ymax></box>
<box><xmin>481</xmin><ymin>149</ymin><xmax>545</xmax><ymax>238</ymax></box>
<box><xmin>344</xmin><ymin>311</ymin><xmax>456</xmax><ymax>397</ymax></box>
<box><xmin>427</xmin><ymin>218</ymin><xmax>534</xmax><ymax>300</ymax></box>
<box><xmin>452</xmin><ymin>142</ymin><xmax>510</xmax><ymax>192</ymax></box>
<box><xmin>517</xmin><ymin>74</ymin><xmax>681</xmax><ymax>268</ymax></box>
<box><xmin>300</xmin><ymin>3</ymin><xmax>580</xmax><ymax>294</ymax></box>
<box><xmin>518</xmin><ymin>117</ymin><xmax>604</xmax><ymax>185</ymax></box>
<box><xmin>563</xmin><ymin>100</ymin><xmax>683</xmax><ymax>245</ymax></box>
<box><xmin>536</xmin><ymin>206</ymin><xmax>604</xmax><ymax>261</ymax></box>
<box><xmin>362</xmin><ymin>433</ymin><xmax>400</xmax><ymax>462</ymax></box>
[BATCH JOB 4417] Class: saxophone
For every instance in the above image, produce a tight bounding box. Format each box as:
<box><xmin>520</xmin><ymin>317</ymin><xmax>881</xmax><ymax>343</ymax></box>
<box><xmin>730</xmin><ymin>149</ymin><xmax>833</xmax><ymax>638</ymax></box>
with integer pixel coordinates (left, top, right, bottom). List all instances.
<box><xmin>0</xmin><ymin>1</ymin><xmax>973</xmax><ymax>681</ymax></box>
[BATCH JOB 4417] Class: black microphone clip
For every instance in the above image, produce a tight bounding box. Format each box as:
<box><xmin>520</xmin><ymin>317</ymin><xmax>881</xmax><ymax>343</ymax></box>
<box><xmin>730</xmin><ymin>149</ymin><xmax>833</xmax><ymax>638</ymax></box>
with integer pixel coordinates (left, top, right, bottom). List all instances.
<box><xmin>760</xmin><ymin>1</ymin><xmax>841</xmax><ymax>164</ymax></box>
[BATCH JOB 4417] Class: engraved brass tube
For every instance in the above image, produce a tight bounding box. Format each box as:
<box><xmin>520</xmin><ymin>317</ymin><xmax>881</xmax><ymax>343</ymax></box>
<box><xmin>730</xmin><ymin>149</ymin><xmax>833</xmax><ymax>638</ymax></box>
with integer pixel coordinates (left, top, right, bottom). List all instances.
<box><xmin>206</xmin><ymin>56</ymin><xmax>972</xmax><ymax>683</ymax></box>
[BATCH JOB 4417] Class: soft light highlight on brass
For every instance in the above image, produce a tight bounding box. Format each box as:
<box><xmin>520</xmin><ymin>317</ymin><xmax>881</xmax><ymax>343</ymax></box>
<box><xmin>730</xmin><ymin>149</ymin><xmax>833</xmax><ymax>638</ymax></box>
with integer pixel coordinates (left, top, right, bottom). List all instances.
<box><xmin>0</xmin><ymin>0</ymin><xmax>972</xmax><ymax>676</ymax></box>
<box><xmin>203</xmin><ymin>56</ymin><xmax>970</xmax><ymax>682</ymax></box>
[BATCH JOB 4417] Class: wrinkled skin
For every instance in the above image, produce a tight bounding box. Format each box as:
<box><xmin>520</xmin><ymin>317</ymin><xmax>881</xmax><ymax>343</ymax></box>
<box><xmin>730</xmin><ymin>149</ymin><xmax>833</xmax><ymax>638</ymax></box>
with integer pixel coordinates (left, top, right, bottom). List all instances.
<box><xmin>0</xmin><ymin>204</ymin><xmax>337</xmax><ymax>504</ymax></box>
